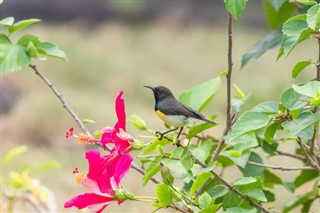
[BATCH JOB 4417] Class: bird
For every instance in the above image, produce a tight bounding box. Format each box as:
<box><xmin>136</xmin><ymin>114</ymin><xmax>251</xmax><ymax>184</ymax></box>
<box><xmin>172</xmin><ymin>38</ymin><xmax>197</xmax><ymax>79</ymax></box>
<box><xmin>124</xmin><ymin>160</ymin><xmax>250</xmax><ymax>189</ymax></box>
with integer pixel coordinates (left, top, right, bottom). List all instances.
<box><xmin>144</xmin><ymin>85</ymin><xmax>216</xmax><ymax>144</ymax></box>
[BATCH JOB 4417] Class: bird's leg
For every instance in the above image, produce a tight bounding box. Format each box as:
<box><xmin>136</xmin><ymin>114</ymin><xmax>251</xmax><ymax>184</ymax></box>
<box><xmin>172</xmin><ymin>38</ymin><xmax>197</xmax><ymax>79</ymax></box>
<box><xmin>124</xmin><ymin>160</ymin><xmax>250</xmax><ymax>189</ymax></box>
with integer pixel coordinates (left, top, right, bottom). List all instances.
<box><xmin>156</xmin><ymin>127</ymin><xmax>179</xmax><ymax>140</ymax></box>
<box><xmin>176</xmin><ymin>127</ymin><xmax>184</xmax><ymax>147</ymax></box>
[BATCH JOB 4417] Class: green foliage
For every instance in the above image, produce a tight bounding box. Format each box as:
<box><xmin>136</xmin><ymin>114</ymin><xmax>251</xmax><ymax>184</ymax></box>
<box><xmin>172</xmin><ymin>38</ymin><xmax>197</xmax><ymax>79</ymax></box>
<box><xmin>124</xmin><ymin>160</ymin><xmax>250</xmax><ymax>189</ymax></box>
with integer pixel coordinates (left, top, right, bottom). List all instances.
<box><xmin>241</xmin><ymin>29</ymin><xmax>282</xmax><ymax>68</ymax></box>
<box><xmin>0</xmin><ymin>17</ymin><xmax>67</xmax><ymax>75</ymax></box>
<box><xmin>307</xmin><ymin>4</ymin><xmax>320</xmax><ymax>30</ymax></box>
<box><xmin>224</xmin><ymin>0</ymin><xmax>248</xmax><ymax>20</ymax></box>
<box><xmin>190</xmin><ymin>172</ymin><xmax>212</xmax><ymax>196</ymax></box>
<box><xmin>226</xmin><ymin>111</ymin><xmax>270</xmax><ymax>143</ymax></box>
<box><xmin>179</xmin><ymin>76</ymin><xmax>221</xmax><ymax>112</ymax></box>
<box><xmin>264</xmin><ymin>0</ymin><xmax>296</xmax><ymax>29</ymax></box>
<box><xmin>154</xmin><ymin>183</ymin><xmax>173</xmax><ymax>207</ymax></box>
<box><xmin>292</xmin><ymin>60</ymin><xmax>313</xmax><ymax>78</ymax></box>
<box><xmin>278</xmin><ymin>14</ymin><xmax>312</xmax><ymax>58</ymax></box>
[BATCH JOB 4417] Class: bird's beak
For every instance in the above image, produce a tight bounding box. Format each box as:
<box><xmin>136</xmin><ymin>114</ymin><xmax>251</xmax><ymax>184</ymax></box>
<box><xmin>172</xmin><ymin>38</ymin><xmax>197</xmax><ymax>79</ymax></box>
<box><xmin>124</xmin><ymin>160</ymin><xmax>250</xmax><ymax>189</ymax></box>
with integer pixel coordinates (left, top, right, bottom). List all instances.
<box><xmin>143</xmin><ymin>85</ymin><xmax>155</xmax><ymax>91</ymax></box>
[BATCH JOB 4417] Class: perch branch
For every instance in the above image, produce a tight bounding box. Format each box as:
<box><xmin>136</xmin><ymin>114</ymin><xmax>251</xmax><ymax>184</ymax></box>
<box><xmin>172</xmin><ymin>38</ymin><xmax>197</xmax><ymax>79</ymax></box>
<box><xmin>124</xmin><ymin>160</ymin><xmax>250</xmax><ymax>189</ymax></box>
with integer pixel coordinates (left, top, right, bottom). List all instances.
<box><xmin>297</xmin><ymin>138</ymin><xmax>320</xmax><ymax>172</ymax></box>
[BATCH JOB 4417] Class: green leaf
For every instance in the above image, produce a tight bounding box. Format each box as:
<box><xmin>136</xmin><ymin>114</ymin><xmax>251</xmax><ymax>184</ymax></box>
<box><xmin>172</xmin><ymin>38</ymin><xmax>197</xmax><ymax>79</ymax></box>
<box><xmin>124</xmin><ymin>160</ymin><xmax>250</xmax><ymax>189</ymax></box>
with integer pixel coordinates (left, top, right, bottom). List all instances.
<box><xmin>190</xmin><ymin>172</ymin><xmax>212</xmax><ymax>196</ymax></box>
<box><xmin>207</xmin><ymin>185</ymin><xmax>229</xmax><ymax>199</ymax></box>
<box><xmin>282</xmin><ymin>111</ymin><xmax>320</xmax><ymax>137</ymax></box>
<box><xmin>17</xmin><ymin>34</ymin><xmax>41</xmax><ymax>47</ymax></box>
<box><xmin>143</xmin><ymin>157</ymin><xmax>161</xmax><ymax>186</ymax></box>
<box><xmin>82</xmin><ymin>119</ymin><xmax>96</xmax><ymax>124</ymax></box>
<box><xmin>142</xmin><ymin>138</ymin><xmax>170</xmax><ymax>155</ymax></box>
<box><xmin>281</xmin><ymin>87</ymin><xmax>308</xmax><ymax>110</ymax></box>
<box><xmin>233</xmin><ymin>177</ymin><xmax>257</xmax><ymax>186</ymax></box>
<box><xmin>307</xmin><ymin>4</ymin><xmax>320</xmax><ymax>30</ymax></box>
<box><xmin>187</xmin><ymin>123</ymin><xmax>215</xmax><ymax>140</ymax></box>
<box><xmin>250</xmin><ymin>101</ymin><xmax>279</xmax><ymax>114</ymax></box>
<box><xmin>296</xmin><ymin>0</ymin><xmax>317</xmax><ymax>5</ymax></box>
<box><xmin>241</xmin><ymin>29</ymin><xmax>282</xmax><ymax>68</ymax></box>
<box><xmin>247</xmin><ymin>189</ymin><xmax>267</xmax><ymax>202</ymax></box>
<box><xmin>292</xmin><ymin>60</ymin><xmax>313</xmax><ymax>78</ymax></box>
<box><xmin>199</xmin><ymin>202</ymin><xmax>221</xmax><ymax>213</ymax></box>
<box><xmin>31</xmin><ymin>160</ymin><xmax>60</xmax><ymax>175</ymax></box>
<box><xmin>220</xmin><ymin>149</ymin><xmax>251</xmax><ymax>168</ymax></box>
<box><xmin>129</xmin><ymin>113</ymin><xmax>147</xmax><ymax>131</ymax></box>
<box><xmin>283</xmin><ymin>194</ymin><xmax>312</xmax><ymax>213</ymax></box>
<box><xmin>225</xmin><ymin>207</ymin><xmax>257</xmax><ymax>213</ymax></box>
<box><xmin>261</xmin><ymin>139</ymin><xmax>279</xmax><ymax>155</ymax></box>
<box><xmin>278</xmin><ymin>15</ymin><xmax>312</xmax><ymax>58</ymax></box>
<box><xmin>0</xmin><ymin>17</ymin><xmax>14</xmax><ymax>26</ymax></box>
<box><xmin>264</xmin><ymin>169</ymin><xmax>282</xmax><ymax>188</ymax></box>
<box><xmin>264</xmin><ymin>190</ymin><xmax>276</xmax><ymax>202</ymax></box>
<box><xmin>2</xmin><ymin>146</ymin><xmax>28</xmax><ymax>167</ymax></box>
<box><xmin>25</xmin><ymin>41</ymin><xmax>39</xmax><ymax>58</ymax></box>
<box><xmin>264</xmin><ymin>121</ymin><xmax>282</xmax><ymax>144</ymax></box>
<box><xmin>198</xmin><ymin>192</ymin><xmax>212</xmax><ymax>209</ymax></box>
<box><xmin>226</xmin><ymin>111</ymin><xmax>270</xmax><ymax>143</ymax></box>
<box><xmin>179</xmin><ymin>77</ymin><xmax>221</xmax><ymax>112</ymax></box>
<box><xmin>162</xmin><ymin>148</ymin><xmax>193</xmax><ymax>179</ymax></box>
<box><xmin>233</xmin><ymin>83</ymin><xmax>245</xmax><ymax>99</ymax></box>
<box><xmin>239</xmin><ymin>152</ymin><xmax>264</xmax><ymax>178</ymax></box>
<box><xmin>0</xmin><ymin>44</ymin><xmax>30</xmax><ymax>75</ymax></box>
<box><xmin>268</xmin><ymin>0</ymin><xmax>286</xmax><ymax>11</ymax></box>
<box><xmin>283</xmin><ymin>181</ymin><xmax>296</xmax><ymax>193</ymax></box>
<box><xmin>8</xmin><ymin>18</ymin><xmax>40</xmax><ymax>34</ymax></box>
<box><xmin>292</xmin><ymin>81</ymin><xmax>320</xmax><ymax>98</ymax></box>
<box><xmin>37</xmin><ymin>41</ymin><xmax>67</xmax><ymax>61</ymax></box>
<box><xmin>154</xmin><ymin>183</ymin><xmax>173</xmax><ymax>207</ymax></box>
<box><xmin>232</xmin><ymin>133</ymin><xmax>259</xmax><ymax>153</ymax></box>
<box><xmin>294</xmin><ymin>169</ymin><xmax>318</xmax><ymax>188</ymax></box>
<box><xmin>264</xmin><ymin>0</ymin><xmax>296</xmax><ymax>29</ymax></box>
<box><xmin>224</xmin><ymin>0</ymin><xmax>248</xmax><ymax>20</ymax></box>
<box><xmin>189</xmin><ymin>139</ymin><xmax>214</xmax><ymax>164</ymax></box>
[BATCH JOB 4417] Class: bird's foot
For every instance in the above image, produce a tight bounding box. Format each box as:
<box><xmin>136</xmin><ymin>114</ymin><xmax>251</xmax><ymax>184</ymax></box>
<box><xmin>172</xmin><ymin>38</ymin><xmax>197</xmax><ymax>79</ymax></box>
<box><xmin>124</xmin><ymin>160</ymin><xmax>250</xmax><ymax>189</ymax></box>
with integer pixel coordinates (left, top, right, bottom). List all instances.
<box><xmin>156</xmin><ymin>131</ymin><xmax>164</xmax><ymax>140</ymax></box>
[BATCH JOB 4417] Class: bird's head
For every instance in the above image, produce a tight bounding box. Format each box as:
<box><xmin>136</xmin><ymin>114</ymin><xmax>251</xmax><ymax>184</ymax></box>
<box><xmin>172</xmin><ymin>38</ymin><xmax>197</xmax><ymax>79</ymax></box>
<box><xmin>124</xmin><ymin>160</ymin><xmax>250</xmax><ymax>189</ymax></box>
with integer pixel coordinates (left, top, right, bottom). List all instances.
<box><xmin>144</xmin><ymin>85</ymin><xmax>174</xmax><ymax>101</ymax></box>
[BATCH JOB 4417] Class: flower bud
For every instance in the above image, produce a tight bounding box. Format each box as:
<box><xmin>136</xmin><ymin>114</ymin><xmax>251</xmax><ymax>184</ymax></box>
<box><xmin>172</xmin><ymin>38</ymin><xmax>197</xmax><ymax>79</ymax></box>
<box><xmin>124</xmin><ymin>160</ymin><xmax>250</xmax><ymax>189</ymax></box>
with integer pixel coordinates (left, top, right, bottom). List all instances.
<box><xmin>160</xmin><ymin>163</ymin><xmax>174</xmax><ymax>186</ymax></box>
<box><xmin>130</xmin><ymin>114</ymin><xmax>147</xmax><ymax>131</ymax></box>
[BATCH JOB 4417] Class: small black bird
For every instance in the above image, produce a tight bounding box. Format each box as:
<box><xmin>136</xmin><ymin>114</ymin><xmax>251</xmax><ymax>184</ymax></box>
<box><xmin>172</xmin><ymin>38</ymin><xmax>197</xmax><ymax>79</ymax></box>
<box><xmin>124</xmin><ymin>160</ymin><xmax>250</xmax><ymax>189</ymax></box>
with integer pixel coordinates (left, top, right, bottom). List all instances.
<box><xmin>144</xmin><ymin>86</ymin><xmax>216</xmax><ymax>142</ymax></box>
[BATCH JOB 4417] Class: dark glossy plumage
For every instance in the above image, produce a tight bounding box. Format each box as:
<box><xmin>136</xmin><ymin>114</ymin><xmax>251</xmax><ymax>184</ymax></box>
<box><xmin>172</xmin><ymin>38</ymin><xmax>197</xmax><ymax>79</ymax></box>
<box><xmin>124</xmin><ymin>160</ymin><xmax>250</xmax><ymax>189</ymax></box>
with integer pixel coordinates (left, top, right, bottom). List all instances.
<box><xmin>144</xmin><ymin>85</ymin><xmax>215</xmax><ymax>125</ymax></box>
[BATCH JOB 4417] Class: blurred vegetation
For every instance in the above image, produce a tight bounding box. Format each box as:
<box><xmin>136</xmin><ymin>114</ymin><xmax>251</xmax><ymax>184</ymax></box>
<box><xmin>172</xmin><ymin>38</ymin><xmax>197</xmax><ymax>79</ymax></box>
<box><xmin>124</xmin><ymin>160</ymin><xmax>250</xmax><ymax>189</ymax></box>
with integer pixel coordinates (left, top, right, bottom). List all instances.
<box><xmin>1</xmin><ymin>5</ymin><xmax>317</xmax><ymax>212</ymax></box>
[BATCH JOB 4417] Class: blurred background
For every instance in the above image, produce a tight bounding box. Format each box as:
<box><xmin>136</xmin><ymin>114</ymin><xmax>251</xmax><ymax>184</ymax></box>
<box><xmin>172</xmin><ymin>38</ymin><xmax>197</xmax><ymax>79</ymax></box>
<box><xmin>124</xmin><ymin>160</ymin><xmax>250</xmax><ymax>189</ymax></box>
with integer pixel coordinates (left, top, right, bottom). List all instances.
<box><xmin>1</xmin><ymin>0</ymin><xmax>317</xmax><ymax>212</ymax></box>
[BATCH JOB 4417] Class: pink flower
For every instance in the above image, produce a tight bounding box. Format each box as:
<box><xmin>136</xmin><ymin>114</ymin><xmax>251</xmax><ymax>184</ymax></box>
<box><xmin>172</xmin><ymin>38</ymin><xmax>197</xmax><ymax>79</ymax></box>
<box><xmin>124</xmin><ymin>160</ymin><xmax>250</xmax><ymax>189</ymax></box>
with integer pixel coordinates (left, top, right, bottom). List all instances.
<box><xmin>101</xmin><ymin>91</ymin><xmax>133</xmax><ymax>154</ymax></box>
<box><xmin>64</xmin><ymin>150</ymin><xmax>133</xmax><ymax>213</ymax></box>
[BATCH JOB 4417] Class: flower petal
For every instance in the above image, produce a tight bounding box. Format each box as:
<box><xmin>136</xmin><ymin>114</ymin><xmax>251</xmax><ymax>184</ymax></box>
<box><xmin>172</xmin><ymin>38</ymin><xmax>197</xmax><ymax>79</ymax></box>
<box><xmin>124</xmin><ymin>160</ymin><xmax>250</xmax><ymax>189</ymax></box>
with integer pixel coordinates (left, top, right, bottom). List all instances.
<box><xmin>114</xmin><ymin>91</ymin><xmax>126</xmax><ymax>131</ymax></box>
<box><xmin>86</xmin><ymin>150</ymin><xmax>102</xmax><ymax>182</ymax></box>
<box><xmin>101</xmin><ymin>127</ymin><xmax>116</xmax><ymax>150</ymax></box>
<box><xmin>64</xmin><ymin>193</ymin><xmax>114</xmax><ymax>210</ymax></box>
<box><xmin>114</xmin><ymin>154</ymin><xmax>133</xmax><ymax>184</ymax></box>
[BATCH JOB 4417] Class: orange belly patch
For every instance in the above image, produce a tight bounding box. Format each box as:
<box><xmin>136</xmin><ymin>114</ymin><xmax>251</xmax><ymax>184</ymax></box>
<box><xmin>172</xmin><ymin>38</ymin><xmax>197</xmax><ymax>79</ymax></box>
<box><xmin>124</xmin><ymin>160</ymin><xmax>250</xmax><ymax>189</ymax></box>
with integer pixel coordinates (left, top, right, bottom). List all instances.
<box><xmin>155</xmin><ymin>110</ymin><xmax>166</xmax><ymax>120</ymax></box>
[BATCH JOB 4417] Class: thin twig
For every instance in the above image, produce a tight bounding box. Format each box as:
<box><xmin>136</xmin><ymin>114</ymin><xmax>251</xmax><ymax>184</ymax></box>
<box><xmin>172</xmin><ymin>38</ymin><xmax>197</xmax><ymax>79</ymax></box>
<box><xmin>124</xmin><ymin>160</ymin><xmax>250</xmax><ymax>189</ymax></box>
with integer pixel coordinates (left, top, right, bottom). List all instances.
<box><xmin>30</xmin><ymin>64</ymin><xmax>161</xmax><ymax>184</ymax></box>
<box><xmin>29</xmin><ymin>64</ymin><xmax>91</xmax><ymax>136</ymax></box>
<box><xmin>297</xmin><ymin>138</ymin><xmax>320</xmax><ymax>172</ymax></box>
<box><xmin>212</xmin><ymin>12</ymin><xmax>234</xmax><ymax>161</ymax></box>
<box><xmin>194</xmin><ymin>158</ymin><xmax>271</xmax><ymax>213</ymax></box>
<box><xmin>247</xmin><ymin>161</ymin><xmax>313</xmax><ymax>171</ymax></box>
<box><xmin>275</xmin><ymin>150</ymin><xmax>305</xmax><ymax>161</ymax></box>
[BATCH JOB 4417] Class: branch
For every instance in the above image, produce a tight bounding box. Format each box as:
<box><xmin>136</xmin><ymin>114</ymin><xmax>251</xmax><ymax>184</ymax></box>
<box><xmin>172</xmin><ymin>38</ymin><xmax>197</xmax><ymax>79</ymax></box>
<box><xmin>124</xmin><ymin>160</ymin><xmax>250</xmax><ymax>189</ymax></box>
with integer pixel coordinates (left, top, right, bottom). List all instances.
<box><xmin>275</xmin><ymin>150</ymin><xmax>305</xmax><ymax>161</ymax></box>
<box><xmin>297</xmin><ymin>138</ymin><xmax>320</xmax><ymax>172</ymax></box>
<box><xmin>247</xmin><ymin>161</ymin><xmax>313</xmax><ymax>171</ymax></box>
<box><xmin>212</xmin><ymin>12</ymin><xmax>234</xmax><ymax>161</ymax></box>
<box><xmin>29</xmin><ymin>64</ymin><xmax>161</xmax><ymax>185</ymax></box>
<box><xmin>194</xmin><ymin>158</ymin><xmax>271</xmax><ymax>213</ymax></box>
<box><xmin>29</xmin><ymin>64</ymin><xmax>91</xmax><ymax>136</ymax></box>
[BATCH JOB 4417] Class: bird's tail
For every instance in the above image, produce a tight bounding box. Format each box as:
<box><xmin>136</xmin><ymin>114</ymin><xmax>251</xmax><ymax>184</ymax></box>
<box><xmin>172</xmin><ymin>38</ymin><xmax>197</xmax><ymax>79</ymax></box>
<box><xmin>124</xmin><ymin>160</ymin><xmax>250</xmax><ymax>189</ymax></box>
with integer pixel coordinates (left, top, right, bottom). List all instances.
<box><xmin>201</xmin><ymin>118</ymin><xmax>216</xmax><ymax>125</ymax></box>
